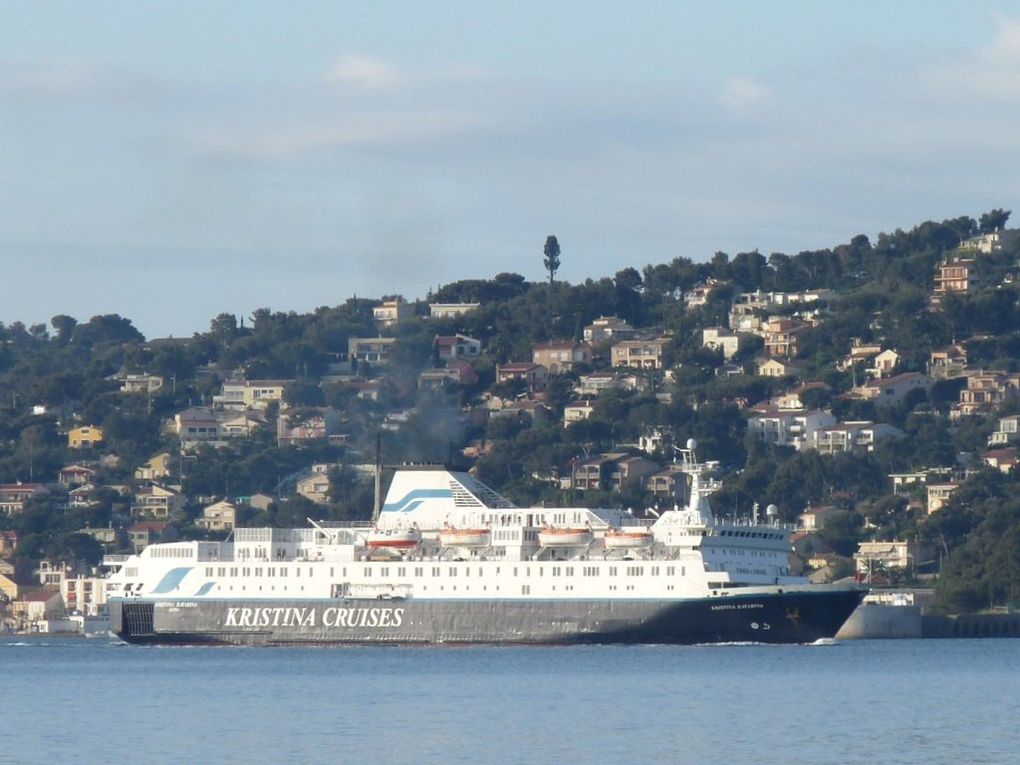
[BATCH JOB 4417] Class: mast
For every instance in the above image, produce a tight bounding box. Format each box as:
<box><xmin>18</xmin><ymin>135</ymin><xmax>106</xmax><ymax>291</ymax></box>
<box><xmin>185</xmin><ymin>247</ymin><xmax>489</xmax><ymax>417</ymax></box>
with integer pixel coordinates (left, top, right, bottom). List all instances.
<box><xmin>373</xmin><ymin>432</ymin><xmax>382</xmax><ymax>524</ymax></box>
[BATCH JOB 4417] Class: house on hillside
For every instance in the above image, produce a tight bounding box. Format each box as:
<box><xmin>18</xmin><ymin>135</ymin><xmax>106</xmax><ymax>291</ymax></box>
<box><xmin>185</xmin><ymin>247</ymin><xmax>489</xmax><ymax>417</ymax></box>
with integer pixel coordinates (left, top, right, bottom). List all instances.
<box><xmin>68</xmin><ymin>425</ymin><xmax>103</xmax><ymax>449</ymax></box>
<box><xmin>215</xmin><ymin>379</ymin><xmax>291</xmax><ymax>411</ymax></box>
<box><xmin>296</xmin><ymin>471</ymin><xmax>332</xmax><ymax>505</ymax></box>
<box><xmin>809</xmin><ymin>421</ymin><xmax>903</xmax><ymax>454</ymax></box>
<box><xmin>747</xmin><ymin>407</ymin><xmax>836</xmax><ymax>451</ymax></box>
<box><xmin>575</xmin><ymin>372</ymin><xmax>623</xmax><ymax>397</ymax></box>
<box><xmin>854</xmin><ymin>540</ymin><xmax>916</xmax><ymax>577</ymax></box>
<box><xmin>645</xmin><ymin>465</ymin><xmax>686</xmax><ymax>500</ymax></box>
<box><xmin>982</xmin><ymin>447</ymin><xmax>1019</xmax><ymax>473</ymax></box>
<box><xmin>196</xmin><ymin>500</ymin><xmax>240</xmax><ymax>531</ymax></box>
<box><xmin>684</xmin><ymin>278</ymin><xmax>731</xmax><ymax>310</ymax></box>
<box><xmin>131</xmin><ymin>485</ymin><xmax>184</xmax><ymax>519</ymax></box>
<box><xmin>0</xmin><ymin>484</ymin><xmax>49</xmax><ymax>516</ymax></box>
<box><xmin>348</xmin><ymin>337</ymin><xmax>398</xmax><ymax>366</ymax></box>
<box><xmin>928</xmin><ymin>344</ymin><xmax>968</xmax><ymax>380</ymax></box>
<box><xmin>989</xmin><ymin>414</ymin><xmax>1020</xmax><ymax>446</ymax></box>
<box><xmin>756</xmin><ymin>358</ymin><xmax>809</xmax><ymax>378</ymax></box>
<box><xmin>58</xmin><ymin>464</ymin><xmax>96</xmax><ymax>487</ymax></box>
<box><xmin>927</xmin><ymin>482</ymin><xmax>960</xmax><ymax>514</ymax></box>
<box><xmin>798</xmin><ymin>505</ymin><xmax>841</xmax><ymax>531</ymax></box>
<box><xmin>563</xmin><ymin>400</ymin><xmax>596</xmax><ymax>426</ymax></box>
<box><xmin>611</xmin><ymin>338</ymin><xmax>669</xmax><ymax>370</ymax></box>
<box><xmin>952</xmin><ymin>370</ymin><xmax>1020</xmax><ymax>418</ymax></box>
<box><xmin>373</xmin><ymin>299</ymin><xmax>412</xmax><ymax>327</ymax></box>
<box><xmin>496</xmin><ymin>363</ymin><xmax>548</xmax><ymax>392</ymax></box>
<box><xmin>771</xmin><ymin>382</ymin><xmax>829</xmax><ymax>410</ymax></box>
<box><xmin>129</xmin><ymin>521</ymin><xmax>167</xmax><ymax>553</ymax></box>
<box><xmin>762</xmin><ymin>318</ymin><xmax>811</xmax><ymax>358</ymax></box>
<box><xmin>701</xmin><ymin>327</ymin><xmax>743</xmax><ymax>360</ymax></box>
<box><xmin>571</xmin><ymin>453</ymin><xmax>660</xmax><ymax>492</ymax></box>
<box><xmin>428</xmin><ymin>302</ymin><xmax>480</xmax><ymax>319</ymax></box>
<box><xmin>837</xmin><ymin>339</ymin><xmax>883</xmax><ymax>372</ymax></box>
<box><xmin>136</xmin><ymin>452</ymin><xmax>173</xmax><ymax>481</ymax></box>
<box><xmin>276</xmin><ymin>409</ymin><xmax>343</xmax><ymax>446</ymax></box>
<box><xmin>532</xmin><ymin>340</ymin><xmax>591</xmax><ymax>373</ymax></box>
<box><xmin>850</xmin><ymin>372</ymin><xmax>932</xmax><ymax>407</ymax></box>
<box><xmin>583</xmin><ymin>316</ymin><xmax>636</xmax><ymax>344</ymax></box>
<box><xmin>434</xmin><ymin>334</ymin><xmax>482</xmax><ymax>362</ymax></box>
<box><xmin>870</xmin><ymin>349</ymin><xmax>901</xmax><ymax>378</ymax></box>
<box><xmin>0</xmin><ymin>530</ymin><xmax>18</xmax><ymax>557</ymax></box>
<box><xmin>117</xmin><ymin>373</ymin><xmax>164</xmax><ymax>394</ymax></box>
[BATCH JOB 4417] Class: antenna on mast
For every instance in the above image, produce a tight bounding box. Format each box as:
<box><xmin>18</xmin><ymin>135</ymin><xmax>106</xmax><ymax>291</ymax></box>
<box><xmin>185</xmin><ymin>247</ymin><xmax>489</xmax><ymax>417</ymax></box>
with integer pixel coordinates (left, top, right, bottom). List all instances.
<box><xmin>373</xmin><ymin>432</ymin><xmax>383</xmax><ymax>524</ymax></box>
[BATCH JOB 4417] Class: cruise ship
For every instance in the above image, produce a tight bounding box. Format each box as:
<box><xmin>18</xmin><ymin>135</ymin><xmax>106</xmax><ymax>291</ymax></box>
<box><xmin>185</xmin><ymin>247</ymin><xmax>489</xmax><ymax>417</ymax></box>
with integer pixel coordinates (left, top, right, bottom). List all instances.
<box><xmin>107</xmin><ymin>443</ymin><xmax>864</xmax><ymax>645</ymax></box>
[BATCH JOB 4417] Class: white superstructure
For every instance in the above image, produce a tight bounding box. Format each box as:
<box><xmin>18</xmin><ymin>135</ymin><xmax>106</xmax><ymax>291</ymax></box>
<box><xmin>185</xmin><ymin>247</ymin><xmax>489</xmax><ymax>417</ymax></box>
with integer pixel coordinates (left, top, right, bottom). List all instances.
<box><xmin>106</xmin><ymin>444</ymin><xmax>801</xmax><ymax>604</ymax></box>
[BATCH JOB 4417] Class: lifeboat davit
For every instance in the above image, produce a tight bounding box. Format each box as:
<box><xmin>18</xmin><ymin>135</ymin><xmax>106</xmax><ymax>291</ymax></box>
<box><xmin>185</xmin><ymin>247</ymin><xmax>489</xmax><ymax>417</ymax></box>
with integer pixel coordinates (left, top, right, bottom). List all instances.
<box><xmin>439</xmin><ymin>527</ymin><xmax>490</xmax><ymax>547</ymax></box>
<box><xmin>365</xmin><ymin>527</ymin><xmax>421</xmax><ymax>551</ymax></box>
<box><xmin>604</xmin><ymin>528</ymin><xmax>653</xmax><ymax>550</ymax></box>
<box><xmin>538</xmin><ymin>527</ymin><xmax>593</xmax><ymax>547</ymax></box>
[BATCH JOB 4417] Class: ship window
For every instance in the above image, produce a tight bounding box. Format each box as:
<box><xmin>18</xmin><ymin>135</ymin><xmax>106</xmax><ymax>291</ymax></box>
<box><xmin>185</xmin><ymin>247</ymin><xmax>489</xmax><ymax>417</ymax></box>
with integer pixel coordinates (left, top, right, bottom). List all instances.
<box><xmin>364</xmin><ymin>567</ymin><xmax>372</xmax><ymax>577</ymax></box>
<box><xmin>449</xmin><ymin>567</ymin><xmax>457</xmax><ymax>577</ymax></box>
<box><xmin>295</xmin><ymin>568</ymin><xmax>300</xmax><ymax>577</ymax></box>
<box><xmin>432</xmin><ymin>567</ymin><xmax>441</xmax><ymax>576</ymax></box>
<box><xmin>255</xmin><ymin>568</ymin><xmax>262</xmax><ymax>576</ymax></box>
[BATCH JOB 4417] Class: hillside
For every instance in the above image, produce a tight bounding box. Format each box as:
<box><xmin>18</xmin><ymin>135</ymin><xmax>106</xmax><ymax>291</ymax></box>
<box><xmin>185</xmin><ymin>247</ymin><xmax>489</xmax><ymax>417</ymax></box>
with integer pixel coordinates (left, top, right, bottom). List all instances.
<box><xmin>1</xmin><ymin>209</ymin><xmax>1019</xmax><ymax>614</ymax></box>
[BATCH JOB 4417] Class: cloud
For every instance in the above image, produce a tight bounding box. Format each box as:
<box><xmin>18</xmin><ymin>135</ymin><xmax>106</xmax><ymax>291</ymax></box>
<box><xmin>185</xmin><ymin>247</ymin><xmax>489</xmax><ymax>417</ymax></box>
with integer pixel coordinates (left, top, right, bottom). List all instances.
<box><xmin>326</xmin><ymin>55</ymin><xmax>402</xmax><ymax>89</ymax></box>
<box><xmin>191</xmin><ymin>108</ymin><xmax>489</xmax><ymax>158</ymax></box>
<box><xmin>718</xmin><ymin>76</ymin><xmax>772</xmax><ymax>110</ymax></box>
<box><xmin>930</xmin><ymin>14</ymin><xmax>1020</xmax><ymax>100</ymax></box>
<box><xmin>0</xmin><ymin>59</ymin><xmax>155</xmax><ymax>99</ymax></box>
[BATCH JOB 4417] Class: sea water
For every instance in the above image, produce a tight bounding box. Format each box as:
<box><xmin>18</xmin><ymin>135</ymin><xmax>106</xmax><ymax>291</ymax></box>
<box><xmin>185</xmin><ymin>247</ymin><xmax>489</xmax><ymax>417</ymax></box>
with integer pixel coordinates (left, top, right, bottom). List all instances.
<box><xmin>3</xmin><ymin>637</ymin><xmax>1017</xmax><ymax>765</ymax></box>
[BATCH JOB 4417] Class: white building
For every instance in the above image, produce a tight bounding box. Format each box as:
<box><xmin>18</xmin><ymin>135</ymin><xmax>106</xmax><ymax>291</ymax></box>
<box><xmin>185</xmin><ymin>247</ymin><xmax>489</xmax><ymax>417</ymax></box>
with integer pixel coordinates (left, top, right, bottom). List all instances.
<box><xmin>810</xmin><ymin>421</ymin><xmax>903</xmax><ymax>454</ymax></box>
<box><xmin>747</xmin><ymin>408</ymin><xmax>836</xmax><ymax>451</ymax></box>
<box><xmin>702</xmin><ymin>327</ymin><xmax>742</xmax><ymax>360</ymax></box>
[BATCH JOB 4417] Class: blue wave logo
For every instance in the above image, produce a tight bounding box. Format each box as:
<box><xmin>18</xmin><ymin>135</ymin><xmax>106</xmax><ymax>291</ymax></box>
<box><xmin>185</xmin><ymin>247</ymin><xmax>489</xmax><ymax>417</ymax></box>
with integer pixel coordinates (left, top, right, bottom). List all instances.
<box><xmin>151</xmin><ymin>567</ymin><xmax>193</xmax><ymax>594</ymax></box>
<box><xmin>382</xmin><ymin>489</ymin><xmax>453</xmax><ymax>512</ymax></box>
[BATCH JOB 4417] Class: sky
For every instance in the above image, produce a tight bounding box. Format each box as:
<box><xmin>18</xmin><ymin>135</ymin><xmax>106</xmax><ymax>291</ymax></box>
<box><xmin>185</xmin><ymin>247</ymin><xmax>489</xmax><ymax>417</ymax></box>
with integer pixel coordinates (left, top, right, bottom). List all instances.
<box><xmin>2</xmin><ymin>1</ymin><xmax>1020</xmax><ymax>338</ymax></box>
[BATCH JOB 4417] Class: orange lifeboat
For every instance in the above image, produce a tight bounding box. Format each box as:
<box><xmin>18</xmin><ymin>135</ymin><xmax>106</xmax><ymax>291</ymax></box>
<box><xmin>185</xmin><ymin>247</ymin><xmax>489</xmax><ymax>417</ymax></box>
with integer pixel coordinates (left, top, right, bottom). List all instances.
<box><xmin>604</xmin><ymin>528</ymin><xmax>653</xmax><ymax>550</ymax></box>
<box><xmin>365</xmin><ymin>527</ymin><xmax>422</xmax><ymax>551</ymax></box>
<box><xmin>439</xmin><ymin>528</ymin><xmax>491</xmax><ymax>547</ymax></box>
<box><xmin>538</xmin><ymin>527</ymin><xmax>593</xmax><ymax>547</ymax></box>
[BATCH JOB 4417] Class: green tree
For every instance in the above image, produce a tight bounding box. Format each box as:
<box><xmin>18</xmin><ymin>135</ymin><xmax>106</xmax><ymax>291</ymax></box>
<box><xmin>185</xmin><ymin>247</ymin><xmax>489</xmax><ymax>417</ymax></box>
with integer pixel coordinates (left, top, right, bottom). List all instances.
<box><xmin>978</xmin><ymin>208</ymin><xmax>1011</xmax><ymax>234</ymax></box>
<box><xmin>543</xmin><ymin>236</ymin><xmax>561</xmax><ymax>287</ymax></box>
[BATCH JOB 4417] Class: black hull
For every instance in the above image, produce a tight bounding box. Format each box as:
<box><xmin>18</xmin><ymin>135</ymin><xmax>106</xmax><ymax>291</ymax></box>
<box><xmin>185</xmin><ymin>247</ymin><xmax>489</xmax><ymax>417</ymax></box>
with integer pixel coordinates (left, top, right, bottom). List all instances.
<box><xmin>111</xmin><ymin>589</ymin><xmax>864</xmax><ymax>647</ymax></box>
